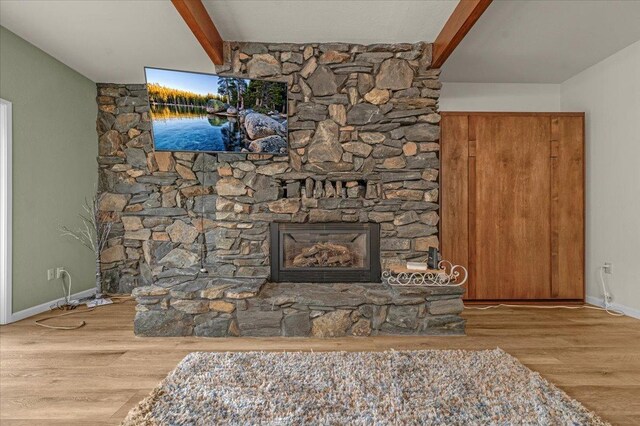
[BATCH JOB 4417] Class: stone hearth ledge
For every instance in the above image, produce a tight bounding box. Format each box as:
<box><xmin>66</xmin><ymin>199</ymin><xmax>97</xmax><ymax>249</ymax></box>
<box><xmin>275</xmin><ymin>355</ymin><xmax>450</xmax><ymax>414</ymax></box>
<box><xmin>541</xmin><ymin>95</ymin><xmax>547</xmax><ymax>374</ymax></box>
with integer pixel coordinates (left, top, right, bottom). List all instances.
<box><xmin>133</xmin><ymin>277</ymin><xmax>465</xmax><ymax>337</ymax></box>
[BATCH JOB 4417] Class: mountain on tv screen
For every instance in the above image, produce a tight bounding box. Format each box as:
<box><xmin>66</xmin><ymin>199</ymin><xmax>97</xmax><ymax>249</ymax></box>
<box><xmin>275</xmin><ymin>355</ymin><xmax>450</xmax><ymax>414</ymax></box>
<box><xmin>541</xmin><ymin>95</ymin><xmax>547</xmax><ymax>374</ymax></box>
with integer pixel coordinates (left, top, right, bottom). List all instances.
<box><xmin>144</xmin><ymin>67</ymin><xmax>288</xmax><ymax>155</ymax></box>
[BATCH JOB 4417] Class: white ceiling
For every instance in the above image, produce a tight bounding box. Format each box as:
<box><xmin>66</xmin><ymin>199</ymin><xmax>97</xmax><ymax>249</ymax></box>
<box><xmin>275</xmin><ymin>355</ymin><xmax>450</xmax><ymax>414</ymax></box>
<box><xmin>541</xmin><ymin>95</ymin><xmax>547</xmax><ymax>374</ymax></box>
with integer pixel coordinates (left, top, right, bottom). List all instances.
<box><xmin>0</xmin><ymin>0</ymin><xmax>215</xmax><ymax>83</ymax></box>
<box><xmin>202</xmin><ymin>0</ymin><xmax>457</xmax><ymax>44</ymax></box>
<box><xmin>1</xmin><ymin>0</ymin><xmax>639</xmax><ymax>84</ymax></box>
<box><xmin>0</xmin><ymin>0</ymin><xmax>457</xmax><ymax>83</ymax></box>
<box><xmin>441</xmin><ymin>0</ymin><xmax>640</xmax><ymax>83</ymax></box>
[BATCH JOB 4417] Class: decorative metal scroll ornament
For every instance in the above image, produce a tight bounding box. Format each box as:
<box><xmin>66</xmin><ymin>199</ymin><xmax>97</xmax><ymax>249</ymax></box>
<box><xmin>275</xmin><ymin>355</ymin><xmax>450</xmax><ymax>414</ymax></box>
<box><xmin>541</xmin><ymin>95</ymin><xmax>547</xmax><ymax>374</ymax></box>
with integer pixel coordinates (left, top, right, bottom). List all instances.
<box><xmin>382</xmin><ymin>260</ymin><xmax>468</xmax><ymax>287</ymax></box>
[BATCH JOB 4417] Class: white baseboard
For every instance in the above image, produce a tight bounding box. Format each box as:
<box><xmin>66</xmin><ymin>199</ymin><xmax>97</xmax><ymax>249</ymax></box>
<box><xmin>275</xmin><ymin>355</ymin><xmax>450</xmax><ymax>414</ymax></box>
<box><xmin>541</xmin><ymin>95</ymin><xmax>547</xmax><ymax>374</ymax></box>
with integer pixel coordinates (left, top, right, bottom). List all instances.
<box><xmin>586</xmin><ymin>295</ymin><xmax>640</xmax><ymax>320</ymax></box>
<box><xmin>3</xmin><ymin>288</ymin><xmax>96</xmax><ymax>324</ymax></box>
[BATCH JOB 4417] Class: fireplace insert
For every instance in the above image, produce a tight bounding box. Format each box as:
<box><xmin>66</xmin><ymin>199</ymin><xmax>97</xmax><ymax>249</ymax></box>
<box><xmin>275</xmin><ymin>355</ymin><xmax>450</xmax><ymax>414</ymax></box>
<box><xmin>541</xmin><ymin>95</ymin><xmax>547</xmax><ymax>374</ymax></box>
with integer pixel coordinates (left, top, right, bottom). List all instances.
<box><xmin>270</xmin><ymin>223</ymin><xmax>381</xmax><ymax>283</ymax></box>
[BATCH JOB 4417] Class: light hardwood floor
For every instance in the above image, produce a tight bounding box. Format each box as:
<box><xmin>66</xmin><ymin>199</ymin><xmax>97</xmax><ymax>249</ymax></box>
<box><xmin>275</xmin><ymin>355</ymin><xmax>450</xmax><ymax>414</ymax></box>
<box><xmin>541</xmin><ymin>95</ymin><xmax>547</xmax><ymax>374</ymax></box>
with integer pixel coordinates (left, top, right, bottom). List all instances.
<box><xmin>1</xmin><ymin>301</ymin><xmax>639</xmax><ymax>425</ymax></box>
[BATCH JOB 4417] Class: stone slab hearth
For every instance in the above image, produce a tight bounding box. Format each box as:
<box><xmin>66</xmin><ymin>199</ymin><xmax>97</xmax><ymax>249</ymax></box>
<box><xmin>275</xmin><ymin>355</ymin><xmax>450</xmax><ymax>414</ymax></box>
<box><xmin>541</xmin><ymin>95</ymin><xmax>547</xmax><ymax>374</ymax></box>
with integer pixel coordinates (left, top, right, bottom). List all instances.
<box><xmin>133</xmin><ymin>277</ymin><xmax>465</xmax><ymax>337</ymax></box>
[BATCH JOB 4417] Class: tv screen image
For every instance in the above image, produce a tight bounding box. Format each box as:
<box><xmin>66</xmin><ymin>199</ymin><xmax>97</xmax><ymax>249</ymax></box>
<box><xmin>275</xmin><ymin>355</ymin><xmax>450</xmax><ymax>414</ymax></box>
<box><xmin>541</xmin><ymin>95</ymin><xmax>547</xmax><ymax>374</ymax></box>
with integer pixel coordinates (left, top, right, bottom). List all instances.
<box><xmin>144</xmin><ymin>67</ymin><xmax>288</xmax><ymax>154</ymax></box>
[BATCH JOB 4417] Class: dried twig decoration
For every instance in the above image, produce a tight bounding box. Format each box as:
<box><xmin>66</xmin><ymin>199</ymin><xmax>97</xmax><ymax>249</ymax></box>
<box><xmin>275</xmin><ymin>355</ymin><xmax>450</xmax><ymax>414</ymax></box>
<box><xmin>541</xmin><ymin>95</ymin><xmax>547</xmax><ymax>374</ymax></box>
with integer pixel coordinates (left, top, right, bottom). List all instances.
<box><xmin>60</xmin><ymin>195</ymin><xmax>112</xmax><ymax>298</ymax></box>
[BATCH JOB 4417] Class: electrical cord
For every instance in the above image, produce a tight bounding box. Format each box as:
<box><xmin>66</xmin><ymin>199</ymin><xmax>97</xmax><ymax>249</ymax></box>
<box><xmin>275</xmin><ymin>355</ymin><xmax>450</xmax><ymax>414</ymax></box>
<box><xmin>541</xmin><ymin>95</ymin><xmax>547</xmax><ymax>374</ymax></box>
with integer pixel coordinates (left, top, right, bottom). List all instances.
<box><xmin>60</xmin><ymin>268</ymin><xmax>71</xmax><ymax>305</ymax></box>
<box><xmin>35</xmin><ymin>294</ymin><xmax>133</xmax><ymax>330</ymax></box>
<box><xmin>599</xmin><ymin>265</ymin><xmax>625</xmax><ymax>316</ymax></box>
<box><xmin>466</xmin><ymin>266</ymin><xmax>624</xmax><ymax>317</ymax></box>
<box><xmin>35</xmin><ymin>307</ymin><xmax>93</xmax><ymax>330</ymax></box>
<box><xmin>49</xmin><ymin>268</ymin><xmax>77</xmax><ymax>310</ymax></box>
<box><xmin>465</xmin><ymin>303</ymin><xmax>624</xmax><ymax>316</ymax></box>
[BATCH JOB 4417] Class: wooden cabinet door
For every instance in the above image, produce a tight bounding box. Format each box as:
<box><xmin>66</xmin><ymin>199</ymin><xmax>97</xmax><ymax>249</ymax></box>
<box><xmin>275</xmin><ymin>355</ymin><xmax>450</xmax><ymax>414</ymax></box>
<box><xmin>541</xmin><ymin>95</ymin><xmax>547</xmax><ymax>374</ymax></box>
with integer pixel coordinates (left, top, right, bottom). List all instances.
<box><xmin>441</xmin><ymin>113</ymin><xmax>584</xmax><ymax>301</ymax></box>
<box><xmin>440</xmin><ymin>115</ymin><xmax>469</xmax><ymax>296</ymax></box>
<box><xmin>551</xmin><ymin>116</ymin><xmax>585</xmax><ymax>299</ymax></box>
<box><xmin>473</xmin><ymin>115</ymin><xmax>551</xmax><ymax>299</ymax></box>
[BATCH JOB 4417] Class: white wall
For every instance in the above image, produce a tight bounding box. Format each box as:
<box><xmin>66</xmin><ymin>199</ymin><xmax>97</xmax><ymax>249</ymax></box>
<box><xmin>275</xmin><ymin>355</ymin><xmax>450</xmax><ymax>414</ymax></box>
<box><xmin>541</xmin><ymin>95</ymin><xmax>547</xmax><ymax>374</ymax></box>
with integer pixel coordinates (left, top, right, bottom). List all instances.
<box><xmin>439</xmin><ymin>83</ymin><xmax>561</xmax><ymax>112</ymax></box>
<box><xmin>561</xmin><ymin>40</ymin><xmax>640</xmax><ymax>314</ymax></box>
<box><xmin>440</xmin><ymin>48</ymin><xmax>640</xmax><ymax>316</ymax></box>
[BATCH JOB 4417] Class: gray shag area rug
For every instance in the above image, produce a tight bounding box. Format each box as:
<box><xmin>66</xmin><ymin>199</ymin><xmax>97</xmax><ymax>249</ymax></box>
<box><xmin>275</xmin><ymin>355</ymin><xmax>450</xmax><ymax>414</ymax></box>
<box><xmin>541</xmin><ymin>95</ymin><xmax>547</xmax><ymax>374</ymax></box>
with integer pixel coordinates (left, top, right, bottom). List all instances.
<box><xmin>123</xmin><ymin>349</ymin><xmax>607</xmax><ymax>425</ymax></box>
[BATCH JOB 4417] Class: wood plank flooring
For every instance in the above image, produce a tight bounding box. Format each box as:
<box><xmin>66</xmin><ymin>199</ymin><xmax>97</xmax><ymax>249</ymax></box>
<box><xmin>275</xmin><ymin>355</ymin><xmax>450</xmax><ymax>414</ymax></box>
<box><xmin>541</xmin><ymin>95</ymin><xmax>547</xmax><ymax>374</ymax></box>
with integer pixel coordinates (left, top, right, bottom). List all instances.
<box><xmin>1</xmin><ymin>301</ymin><xmax>639</xmax><ymax>425</ymax></box>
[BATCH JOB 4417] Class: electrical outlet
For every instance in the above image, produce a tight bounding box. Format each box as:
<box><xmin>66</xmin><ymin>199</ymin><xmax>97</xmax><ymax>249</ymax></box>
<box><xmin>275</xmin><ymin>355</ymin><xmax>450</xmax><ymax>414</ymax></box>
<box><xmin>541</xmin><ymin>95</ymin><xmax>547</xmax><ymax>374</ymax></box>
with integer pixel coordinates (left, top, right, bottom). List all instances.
<box><xmin>47</xmin><ymin>269</ymin><xmax>55</xmax><ymax>281</ymax></box>
<box><xmin>56</xmin><ymin>267</ymin><xmax>65</xmax><ymax>279</ymax></box>
<box><xmin>603</xmin><ymin>262</ymin><xmax>613</xmax><ymax>274</ymax></box>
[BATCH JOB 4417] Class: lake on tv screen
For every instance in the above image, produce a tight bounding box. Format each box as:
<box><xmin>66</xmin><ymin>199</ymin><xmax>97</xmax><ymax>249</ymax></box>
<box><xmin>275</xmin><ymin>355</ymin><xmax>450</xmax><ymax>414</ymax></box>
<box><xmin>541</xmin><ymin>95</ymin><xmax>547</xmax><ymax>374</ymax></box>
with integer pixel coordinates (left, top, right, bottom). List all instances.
<box><xmin>150</xmin><ymin>105</ymin><xmax>232</xmax><ymax>152</ymax></box>
<box><xmin>146</xmin><ymin>69</ymin><xmax>288</xmax><ymax>154</ymax></box>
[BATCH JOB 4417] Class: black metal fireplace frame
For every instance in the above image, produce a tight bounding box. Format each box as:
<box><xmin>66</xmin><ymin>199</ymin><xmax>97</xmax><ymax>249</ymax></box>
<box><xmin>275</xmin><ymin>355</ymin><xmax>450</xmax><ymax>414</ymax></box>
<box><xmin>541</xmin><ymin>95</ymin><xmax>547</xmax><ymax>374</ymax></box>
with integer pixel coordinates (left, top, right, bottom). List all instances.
<box><xmin>270</xmin><ymin>222</ymin><xmax>381</xmax><ymax>283</ymax></box>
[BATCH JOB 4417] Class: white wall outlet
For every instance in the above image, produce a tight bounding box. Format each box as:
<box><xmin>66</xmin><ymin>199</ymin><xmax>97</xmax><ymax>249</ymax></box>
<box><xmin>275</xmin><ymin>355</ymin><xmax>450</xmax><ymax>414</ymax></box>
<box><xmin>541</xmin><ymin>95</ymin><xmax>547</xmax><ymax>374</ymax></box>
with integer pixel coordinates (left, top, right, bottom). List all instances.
<box><xmin>603</xmin><ymin>262</ymin><xmax>613</xmax><ymax>274</ymax></box>
<box><xmin>47</xmin><ymin>269</ymin><xmax>55</xmax><ymax>281</ymax></box>
<box><xmin>56</xmin><ymin>267</ymin><xmax>65</xmax><ymax>279</ymax></box>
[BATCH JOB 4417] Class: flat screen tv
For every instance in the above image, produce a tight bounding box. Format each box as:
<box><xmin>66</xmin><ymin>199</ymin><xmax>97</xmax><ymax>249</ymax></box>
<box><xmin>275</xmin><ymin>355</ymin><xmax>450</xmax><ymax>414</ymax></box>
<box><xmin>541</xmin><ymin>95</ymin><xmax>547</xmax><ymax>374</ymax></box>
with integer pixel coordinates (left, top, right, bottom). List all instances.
<box><xmin>144</xmin><ymin>67</ymin><xmax>288</xmax><ymax>155</ymax></box>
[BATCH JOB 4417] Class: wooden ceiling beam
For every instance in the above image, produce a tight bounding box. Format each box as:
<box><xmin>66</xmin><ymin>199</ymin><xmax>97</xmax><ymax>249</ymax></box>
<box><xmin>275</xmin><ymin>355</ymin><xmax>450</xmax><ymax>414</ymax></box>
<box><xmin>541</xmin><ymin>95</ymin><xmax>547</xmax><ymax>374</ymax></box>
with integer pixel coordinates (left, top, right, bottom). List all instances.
<box><xmin>171</xmin><ymin>0</ymin><xmax>224</xmax><ymax>65</ymax></box>
<box><xmin>432</xmin><ymin>0</ymin><xmax>493</xmax><ymax>68</ymax></box>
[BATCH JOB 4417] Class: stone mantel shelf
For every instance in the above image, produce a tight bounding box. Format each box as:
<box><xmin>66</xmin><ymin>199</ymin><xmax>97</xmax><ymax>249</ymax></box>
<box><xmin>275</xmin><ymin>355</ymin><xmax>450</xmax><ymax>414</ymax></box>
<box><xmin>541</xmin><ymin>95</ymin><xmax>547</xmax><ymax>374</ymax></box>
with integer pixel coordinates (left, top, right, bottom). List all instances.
<box><xmin>276</xmin><ymin>171</ymin><xmax>428</xmax><ymax>182</ymax></box>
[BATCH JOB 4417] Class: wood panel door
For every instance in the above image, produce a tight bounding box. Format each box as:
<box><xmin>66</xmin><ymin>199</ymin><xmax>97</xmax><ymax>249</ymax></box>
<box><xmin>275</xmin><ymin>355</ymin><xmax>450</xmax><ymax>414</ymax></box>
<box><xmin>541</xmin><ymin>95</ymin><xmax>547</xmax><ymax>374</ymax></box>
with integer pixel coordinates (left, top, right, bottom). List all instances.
<box><xmin>441</xmin><ymin>112</ymin><xmax>584</xmax><ymax>301</ymax></box>
<box><xmin>473</xmin><ymin>115</ymin><xmax>551</xmax><ymax>299</ymax></box>
<box><xmin>550</xmin><ymin>116</ymin><xmax>584</xmax><ymax>299</ymax></box>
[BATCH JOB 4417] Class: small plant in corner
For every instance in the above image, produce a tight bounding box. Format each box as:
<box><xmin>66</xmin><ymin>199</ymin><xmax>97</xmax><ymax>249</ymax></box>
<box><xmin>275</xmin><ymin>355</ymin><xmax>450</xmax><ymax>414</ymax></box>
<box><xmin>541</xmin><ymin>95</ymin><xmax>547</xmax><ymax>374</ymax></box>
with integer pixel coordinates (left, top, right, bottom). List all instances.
<box><xmin>59</xmin><ymin>194</ymin><xmax>112</xmax><ymax>300</ymax></box>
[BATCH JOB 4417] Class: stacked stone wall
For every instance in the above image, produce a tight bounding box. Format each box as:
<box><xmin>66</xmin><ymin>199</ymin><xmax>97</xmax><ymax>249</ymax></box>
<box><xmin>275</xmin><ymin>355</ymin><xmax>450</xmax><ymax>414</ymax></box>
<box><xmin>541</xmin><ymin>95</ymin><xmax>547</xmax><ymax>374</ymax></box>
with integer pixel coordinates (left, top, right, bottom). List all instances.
<box><xmin>95</xmin><ymin>41</ymin><xmax>442</xmax><ymax>293</ymax></box>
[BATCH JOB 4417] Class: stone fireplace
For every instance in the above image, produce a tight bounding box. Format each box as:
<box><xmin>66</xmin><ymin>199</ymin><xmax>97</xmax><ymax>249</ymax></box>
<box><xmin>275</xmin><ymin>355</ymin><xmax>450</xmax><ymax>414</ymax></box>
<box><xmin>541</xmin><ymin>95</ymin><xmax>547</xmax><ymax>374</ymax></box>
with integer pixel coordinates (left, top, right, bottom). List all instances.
<box><xmin>270</xmin><ymin>222</ymin><xmax>380</xmax><ymax>283</ymax></box>
<box><xmin>95</xmin><ymin>40</ymin><xmax>466</xmax><ymax>337</ymax></box>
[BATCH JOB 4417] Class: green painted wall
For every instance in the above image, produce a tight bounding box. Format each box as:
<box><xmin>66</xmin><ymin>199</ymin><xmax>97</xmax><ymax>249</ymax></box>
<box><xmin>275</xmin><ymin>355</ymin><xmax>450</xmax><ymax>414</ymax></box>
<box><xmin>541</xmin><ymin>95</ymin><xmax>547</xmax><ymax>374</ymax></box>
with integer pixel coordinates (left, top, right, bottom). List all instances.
<box><xmin>0</xmin><ymin>26</ymin><xmax>97</xmax><ymax>312</ymax></box>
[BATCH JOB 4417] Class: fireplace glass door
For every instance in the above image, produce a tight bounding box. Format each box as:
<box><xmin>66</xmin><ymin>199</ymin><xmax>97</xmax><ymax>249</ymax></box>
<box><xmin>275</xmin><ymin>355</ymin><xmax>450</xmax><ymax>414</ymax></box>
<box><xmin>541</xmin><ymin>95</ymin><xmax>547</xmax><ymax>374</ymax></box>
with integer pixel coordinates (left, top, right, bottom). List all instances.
<box><xmin>270</xmin><ymin>223</ymin><xmax>380</xmax><ymax>283</ymax></box>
